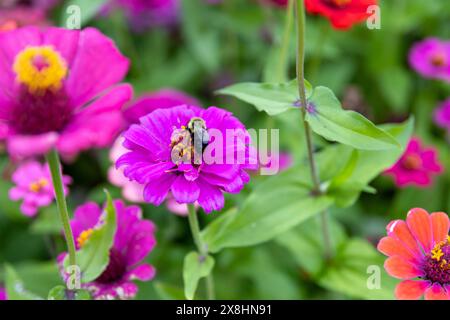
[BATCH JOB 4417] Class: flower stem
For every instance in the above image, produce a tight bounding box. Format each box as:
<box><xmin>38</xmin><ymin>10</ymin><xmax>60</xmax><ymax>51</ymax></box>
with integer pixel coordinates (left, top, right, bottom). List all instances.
<box><xmin>46</xmin><ymin>149</ymin><xmax>77</xmax><ymax>269</ymax></box>
<box><xmin>187</xmin><ymin>204</ymin><xmax>215</xmax><ymax>300</ymax></box>
<box><xmin>294</xmin><ymin>0</ymin><xmax>332</xmax><ymax>260</ymax></box>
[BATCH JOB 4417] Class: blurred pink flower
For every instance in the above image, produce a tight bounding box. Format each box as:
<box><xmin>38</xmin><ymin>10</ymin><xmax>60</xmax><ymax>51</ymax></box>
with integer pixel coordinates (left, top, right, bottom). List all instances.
<box><xmin>104</xmin><ymin>0</ymin><xmax>180</xmax><ymax>32</ymax></box>
<box><xmin>0</xmin><ymin>287</ymin><xmax>6</xmax><ymax>300</ymax></box>
<box><xmin>409</xmin><ymin>38</ymin><xmax>450</xmax><ymax>82</ymax></box>
<box><xmin>0</xmin><ymin>27</ymin><xmax>130</xmax><ymax>159</ymax></box>
<box><xmin>9</xmin><ymin>161</ymin><xmax>71</xmax><ymax>217</ymax></box>
<box><xmin>59</xmin><ymin>200</ymin><xmax>156</xmax><ymax>300</ymax></box>
<box><xmin>434</xmin><ymin>99</ymin><xmax>450</xmax><ymax>134</ymax></box>
<box><xmin>0</xmin><ymin>8</ymin><xmax>48</xmax><ymax>31</ymax></box>
<box><xmin>384</xmin><ymin>138</ymin><xmax>443</xmax><ymax>188</ymax></box>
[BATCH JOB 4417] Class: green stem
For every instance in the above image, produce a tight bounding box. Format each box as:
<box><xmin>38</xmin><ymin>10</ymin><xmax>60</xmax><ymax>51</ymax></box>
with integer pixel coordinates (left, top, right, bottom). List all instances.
<box><xmin>187</xmin><ymin>204</ymin><xmax>215</xmax><ymax>300</ymax></box>
<box><xmin>294</xmin><ymin>0</ymin><xmax>332</xmax><ymax>260</ymax></box>
<box><xmin>46</xmin><ymin>149</ymin><xmax>77</xmax><ymax>269</ymax></box>
<box><xmin>275</xmin><ymin>0</ymin><xmax>294</xmax><ymax>82</ymax></box>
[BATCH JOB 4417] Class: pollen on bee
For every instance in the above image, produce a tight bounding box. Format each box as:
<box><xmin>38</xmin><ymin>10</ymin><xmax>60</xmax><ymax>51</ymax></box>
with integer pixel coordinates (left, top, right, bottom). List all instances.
<box><xmin>13</xmin><ymin>45</ymin><xmax>68</xmax><ymax>95</ymax></box>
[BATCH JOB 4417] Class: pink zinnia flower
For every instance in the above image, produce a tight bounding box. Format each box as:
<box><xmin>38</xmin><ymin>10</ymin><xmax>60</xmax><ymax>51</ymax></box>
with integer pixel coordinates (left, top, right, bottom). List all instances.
<box><xmin>434</xmin><ymin>99</ymin><xmax>450</xmax><ymax>135</ymax></box>
<box><xmin>384</xmin><ymin>138</ymin><xmax>443</xmax><ymax>188</ymax></box>
<box><xmin>0</xmin><ymin>287</ymin><xmax>6</xmax><ymax>300</ymax></box>
<box><xmin>109</xmin><ymin>89</ymin><xmax>199</xmax><ymax>213</ymax></box>
<box><xmin>59</xmin><ymin>200</ymin><xmax>156</xmax><ymax>300</ymax></box>
<box><xmin>104</xmin><ymin>0</ymin><xmax>179</xmax><ymax>32</ymax></box>
<box><xmin>0</xmin><ymin>8</ymin><xmax>48</xmax><ymax>31</ymax></box>
<box><xmin>409</xmin><ymin>38</ymin><xmax>450</xmax><ymax>82</ymax></box>
<box><xmin>378</xmin><ymin>208</ymin><xmax>450</xmax><ymax>300</ymax></box>
<box><xmin>117</xmin><ymin>105</ymin><xmax>257</xmax><ymax>213</ymax></box>
<box><xmin>0</xmin><ymin>26</ymin><xmax>131</xmax><ymax>159</ymax></box>
<box><xmin>9</xmin><ymin>161</ymin><xmax>71</xmax><ymax>217</ymax></box>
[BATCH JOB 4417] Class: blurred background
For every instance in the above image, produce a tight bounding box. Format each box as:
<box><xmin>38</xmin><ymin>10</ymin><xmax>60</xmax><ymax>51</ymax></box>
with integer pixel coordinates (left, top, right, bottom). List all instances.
<box><xmin>0</xmin><ymin>0</ymin><xmax>449</xmax><ymax>299</ymax></box>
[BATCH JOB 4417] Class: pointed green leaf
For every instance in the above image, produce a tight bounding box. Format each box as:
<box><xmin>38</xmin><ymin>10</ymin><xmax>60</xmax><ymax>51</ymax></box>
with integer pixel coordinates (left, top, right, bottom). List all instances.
<box><xmin>306</xmin><ymin>86</ymin><xmax>399</xmax><ymax>150</ymax></box>
<box><xmin>217</xmin><ymin>80</ymin><xmax>312</xmax><ymax>116</ymax></box>
<box><xmin>5</xmin><ymin>264</ymin><xmax>43</xmax><ymax>300</ymax></box>
<box><xmin>202</xmin><ymin>168</ymin><xmax>333</xmax><ymax>253</ymax></box>
<box><xmin>48</xmin><ymin>286</ymin><xmax>91</xmax><ymax>300</ymax></box>
<box><xmin>183</xmin><ymin>252</ymin><xmax>215</xmax><ymax>300</ymax></box>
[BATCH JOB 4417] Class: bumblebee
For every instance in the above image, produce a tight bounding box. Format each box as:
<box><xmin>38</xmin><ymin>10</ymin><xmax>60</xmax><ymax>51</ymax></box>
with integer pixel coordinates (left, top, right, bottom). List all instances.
<box><xmin>187</xmin><ymin>117</ymin><xmax>210</xmax><ymax>160</ymax></box>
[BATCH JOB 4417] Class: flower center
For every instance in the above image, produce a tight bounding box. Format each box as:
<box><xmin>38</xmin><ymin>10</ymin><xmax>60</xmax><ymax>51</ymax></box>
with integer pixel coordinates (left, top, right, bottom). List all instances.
<box><xmin>77</xmin><ymin>229</ymin><xmax>93</xmax><ymax>248</ymax></box>
<box><xmin>402</xmin><ymin>154</ymin><xmax>422</xmax><ymax>170</ymax></box>
<box><xmin>13</xmin><ymin>46</ymin><xmax>68</xmax><ymax>95</ymax></box>
<box><xmin>327</xmin><ymin>0</ymin><xmax>351</xmax><ymax>7</ymax></box>
<box><xmin>430</xmin><ymin>53</ymin><xmax>446</xmax><ymax>67</ymax></box>
<box><xmin>29</xmin><ymin>178</ymin><xmax>49</xmax><ymax>193</ymax></box>
<box><xmin>423</xmin><ymin>236</ymin><xmax>450</xmax><ymax>285</ymax></box>
<box><xmin>95</xmin><ymin>248</ymin><xmax>127</xmax><ymax>284</ymax></box>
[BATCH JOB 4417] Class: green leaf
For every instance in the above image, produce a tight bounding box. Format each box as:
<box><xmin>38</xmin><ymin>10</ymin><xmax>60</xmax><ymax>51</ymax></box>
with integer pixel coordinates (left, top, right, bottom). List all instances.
<box><xmin>60</xmin><ymin>0</ymin><xmax>108</xmax><ymax>27</ymax></box>
<box><xmin>306</xmin><ymin>86</ymin><xmax>400</xmax><ymax>150</ymax></box>
<box><xmin>183</xmin><ymin>252</ymin><xmax>215</xmax><ymax>300</ymax></box>
<box><xmin>275</xmin><ymin>216</ymin><xmax>347</xmax><ymax>277</ymax></box>
<box><xmin>318</xmin><ymin>239</ymin><xmax>397</xmax><ymax>300</ymax></box>
<box><xmin>48</xmin><ymin>286</ymin><xmax>91</xmax><ymax>300</ymax></box>
<box><xmin>5</xmin><ymin>264</ymin><xmax>43</xmax><ymax>300</ymax></box>
<box><xmin>30</xmin><ymin>205</ymin><xmax>62</xmax><ymax>235</ymax></box>
<box><xmin>327</xmin><ymin>118</ymin><xmax>414</xmax><ymax>207</ymax></box>
<box><xmin>64</xmin><ymin>190</ymin><xmax>117</xmax><ymax>282</ymax></box>
<box><xmin>202</xmin><ymin>168</ymin><xmax>333</xmax><ymax>253</ymax></box>
<box><xmin>217</xmin><ymin>80</ymin><xmax>312</xmax><ymax>116</ymax></box>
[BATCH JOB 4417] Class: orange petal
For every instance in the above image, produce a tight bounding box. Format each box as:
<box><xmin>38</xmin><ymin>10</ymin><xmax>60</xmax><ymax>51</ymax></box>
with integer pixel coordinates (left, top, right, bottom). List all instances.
<box><xmin>387</xmin><ymin>220</ymin><xmax>422</xmax><ymax>257</ymax></box>
<box><xmin>424</xmin><ymin>283</ymin><xmax>450</xmax><ymax>300</ymax></box>
<box><xmin>395</xmin><ymin>280</ymin><xmax>429</xmax><ymax>300</ymax></box>
<box><xmin>377</xmin><ymin>236</ymin><xmax>420</xmax><ymax>263</ymax></box>
<box><xmin>384</xmin><ymin>256</ymin><xmax>422</xmax><ymax>279</ymax></box>
<box><xmin>430</xmin><ymin>212</ymin><xmax>450</xmax><ymax>244</ymax></box>
<box><xmin>406</xmin><ymin>208</ymin><xmax>433</xmax><ymax>252</ymax></box>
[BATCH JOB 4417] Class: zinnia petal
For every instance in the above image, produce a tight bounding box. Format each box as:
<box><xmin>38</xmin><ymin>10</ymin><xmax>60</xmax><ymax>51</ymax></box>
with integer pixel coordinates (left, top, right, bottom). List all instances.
<box><xmin>384</xmin><ymin>256</ymin><xmax>423</xmax><ymax>279</ymax></box>
<box><xmin>424</xmin><ymin>283</ymin><xmax>450</xmax><ymax>300</ymax></box>
<box><xmin>395</xmin><ymin>280</ymin><xmax>430</xmax><ymax>300</ymax></box>
<box><xmin>406</xmin><ymin>208</ymin><xmax>433</xmax><ymax>252</ymax></box>
<box><xmin>430</xmin><ymin>211</ymin><xmax>450</xmax><ymax>244</ymax></box>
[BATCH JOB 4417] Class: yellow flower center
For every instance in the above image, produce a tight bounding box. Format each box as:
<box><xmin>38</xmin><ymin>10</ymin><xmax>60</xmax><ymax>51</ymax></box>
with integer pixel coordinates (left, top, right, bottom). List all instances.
<box><xmin>13</xmin><ymin>46</ymin><xmax>68</xmax><ymax>95</ymax></box>
<box><xmin>431</xmin><ymin>53</ymin><xmax>446</xmax><ymax>67</ymax></box>
<box><xmin>29</xmin><ymin>178</ymin><xmax>49</xmax><ymax>193</ymax></box>
<box><xmin>77</xmin><ymin>229</ymin><xmax>93</xmax><ymax>248</ymax></box>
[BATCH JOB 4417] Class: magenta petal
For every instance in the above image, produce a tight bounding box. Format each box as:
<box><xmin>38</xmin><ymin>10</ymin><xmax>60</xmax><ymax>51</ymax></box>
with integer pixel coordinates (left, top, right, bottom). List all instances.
<box><xmin>65</xmin><ymin>28</ymin><xmax>130</xmax><ymax>107</ymax></box>
<box><xmin>126</xmin><ymin>264</ymin><xmax>156</xmax><ymax>281</ymax></box>
<box><xmin>70</xmin><ymin>202</ymin><xmax>102</xmax><ymax>242</ymax></box>
<box><xmin>143</xmin><ymin>174</ymin><xmax>176</xmax><ymax>205</ymax></box>
<box><xmin>171</xmin><ymin>175</ymin><xmax>200</xmax><ymax>203</ymax></box>
<box><xmin>7</xmin><ymin>132</ymin><xmax>58</xmax><ymax>158</ymax></box>
<box><xmin>57</xmin><ymin>84</ymin><xmax>131</xmax><ymax>157</ymax></box>
<box><xmin>43</xmin><ymin>27</ymin><xmax>80</xmax><ymax>67</ymax></box>
<box><xmin>197</xmin><ymin>180</ymin><xmax>225</xmax><ymax>213</ymax></box>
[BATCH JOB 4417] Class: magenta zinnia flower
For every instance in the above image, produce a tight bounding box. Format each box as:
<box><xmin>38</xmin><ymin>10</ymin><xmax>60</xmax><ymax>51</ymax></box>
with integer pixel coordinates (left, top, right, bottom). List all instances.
<box><xmin>0</xmin><ymin>26</ymin><xmax>131</xmax><ymax>159</ymax></box>
<box><xmin>9</xmin><ymin>160</ymin><xmax>71</xmax><ymax>217</ymax></box>
<box><xmin>59</xmin><ymin>200</ymin><xmax>156</xmax><ymax>300</ymax></box>
<box><xmin>434</xmin><ymin>99</ymin><xmax>450</xmax><ymax>135</ymax></box>
<box><xmin>409</xmin><ymin>38</ymin><xmax>450</xmax><ymax>82</ymax></box>
<box><xmin>109</xmin><ymin>89</ymin><xmax>199</xmax><ymax>209</ymax></box>
<box><xmin>384</xmin><ymin>138</ymin><xmax>443</xmax><ymax>188</ymax></box>
<box><xmin>378</xmin><ymin>208</ymin><xmax>450</xmax><ymax>300</ymax></box>
<box><xmin>117</xmin><ymin>105</ymin><xmax>257</xmax><ymax>213</ymax></box>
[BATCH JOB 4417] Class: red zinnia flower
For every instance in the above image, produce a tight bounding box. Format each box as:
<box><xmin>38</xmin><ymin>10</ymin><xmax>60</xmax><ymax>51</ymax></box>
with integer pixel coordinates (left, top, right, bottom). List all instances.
<box><xmin>378</xmin><ymin>208</ymin><xmax>450</xmax><ymax>300</ymax></box>
<box><xmin>305</xmin><ymin>0</ymin><xmax>378</xmax><ymax>30</ymax></box>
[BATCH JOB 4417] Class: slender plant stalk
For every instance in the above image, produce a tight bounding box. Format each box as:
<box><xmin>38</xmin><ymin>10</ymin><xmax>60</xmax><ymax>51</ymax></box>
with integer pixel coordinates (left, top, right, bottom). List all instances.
<box><xmin>294</xmin><ymin>0</ymin><xmax>332</xmax><ymax>260</ymax></box>
<box><xmin>46</xmin><ymin>149</ymin><xmax>77</xmax><ymax>268</ymax></box>
<box><xmin>187</xmin><ymin>204</ymin><xmax>215</xmax><ymax>300</ymax></box>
